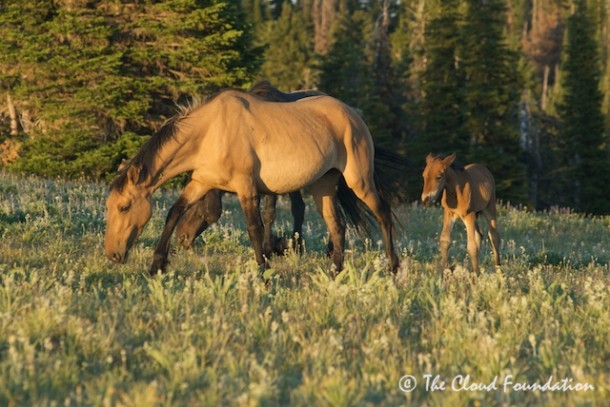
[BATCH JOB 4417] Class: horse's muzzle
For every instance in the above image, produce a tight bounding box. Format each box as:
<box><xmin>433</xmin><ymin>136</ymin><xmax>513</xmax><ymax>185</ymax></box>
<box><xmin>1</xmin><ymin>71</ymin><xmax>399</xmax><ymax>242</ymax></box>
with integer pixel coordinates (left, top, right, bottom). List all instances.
<box><xmin>108</xmin><ymin>251</ymin><xmax>126</xmax><ymax>264</ymax></box>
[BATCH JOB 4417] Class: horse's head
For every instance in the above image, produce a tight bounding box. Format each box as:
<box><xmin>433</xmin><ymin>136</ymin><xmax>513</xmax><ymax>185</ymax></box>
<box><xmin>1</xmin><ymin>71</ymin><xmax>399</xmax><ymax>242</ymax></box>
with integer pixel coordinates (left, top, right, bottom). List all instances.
<box><xmin>421</xmin><ymin>153</ymin><xmax>456</xmax><ymax>207</ymax></box>
<box><xmin>105</xmin><ymin>163</ymin><xmax>152</xmax><ymax>264</ymax></box>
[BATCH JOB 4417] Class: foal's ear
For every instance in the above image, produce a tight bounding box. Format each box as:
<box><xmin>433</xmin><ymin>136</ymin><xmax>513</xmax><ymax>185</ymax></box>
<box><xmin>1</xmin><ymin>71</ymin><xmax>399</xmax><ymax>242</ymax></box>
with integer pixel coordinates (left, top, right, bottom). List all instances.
<box><xmin>426</xmin><ymin>153</ymin><xmax>434</xmax><ymax>164</ymax></box>
<box><xmin>443</xmin><ymin>153</ymin><xmax>456</xmax><ymax>168</ymax></box>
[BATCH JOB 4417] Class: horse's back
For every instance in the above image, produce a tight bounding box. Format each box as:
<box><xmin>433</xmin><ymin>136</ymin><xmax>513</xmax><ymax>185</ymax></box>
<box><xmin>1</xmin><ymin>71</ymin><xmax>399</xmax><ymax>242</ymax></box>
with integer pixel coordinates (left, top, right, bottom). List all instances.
<box><xmin>196</xmin><ymin>90</ymin><xmax>373</xmax><ymax>194</ymax></box>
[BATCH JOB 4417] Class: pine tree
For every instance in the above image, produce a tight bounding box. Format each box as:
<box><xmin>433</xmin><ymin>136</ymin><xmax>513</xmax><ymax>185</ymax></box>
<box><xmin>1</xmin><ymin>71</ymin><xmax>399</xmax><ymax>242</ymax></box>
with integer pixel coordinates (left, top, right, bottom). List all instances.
<box><xmin>319</xmin><ymin>9</ymin><xmax>392</xmax><ymax>144</ymax></box>
<box><xmin>258</xmin><ymin>2</ymin><xmax>316</xmax><ymax>89</ymax></box>
<box><xmin>558</xmin><ymin>0</ymin><xmax>608</xmax><ymax>214</ymax></box>
<box><xmin>0</xmin><ymin>0</ymin><xmax>262</xmax><ymax>179</ymax></box>
<box><xmin>418</xmin><ymin>0</ymin><xmax>467</xmax><ymax>157</ymax></box>
<box><xmin>368</xmin><ymin>0</ymin><xmax>407</xmax><ymax>148</ymax></box>
<box><xmin>461</xmin><ymin>0</ymin><xmax>526</xmax><ymax>203</ymax></box>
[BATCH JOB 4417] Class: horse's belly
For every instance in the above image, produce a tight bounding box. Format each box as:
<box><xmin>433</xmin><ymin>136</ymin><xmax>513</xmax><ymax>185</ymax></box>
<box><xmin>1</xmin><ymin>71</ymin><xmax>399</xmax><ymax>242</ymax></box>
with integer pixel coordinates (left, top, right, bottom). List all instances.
<box><xmin>257</xmin><ymin>159</ymin><xmax>332</xmax><ymax>194</ymax></box>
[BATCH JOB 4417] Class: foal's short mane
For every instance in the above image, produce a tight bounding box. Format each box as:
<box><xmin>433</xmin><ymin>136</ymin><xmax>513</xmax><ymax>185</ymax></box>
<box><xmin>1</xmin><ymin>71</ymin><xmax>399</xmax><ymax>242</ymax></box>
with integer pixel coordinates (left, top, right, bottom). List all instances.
<box><xmin>450</xmin><ymin>162</ymin><xmax>465</xmax><ymax>172</ymax></box>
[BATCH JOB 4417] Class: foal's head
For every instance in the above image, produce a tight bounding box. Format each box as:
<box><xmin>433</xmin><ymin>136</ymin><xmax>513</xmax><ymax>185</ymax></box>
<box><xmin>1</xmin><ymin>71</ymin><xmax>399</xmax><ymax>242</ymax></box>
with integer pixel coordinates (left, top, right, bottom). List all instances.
<box><xmin>421</xmin><ymin>153</ymin><xmax>456</xmax><ymax>207</ymax></box>
<box><xmin>105</xmin><ymin>162</ymin><xmax>153</xmax><ymax>264</ymax></box>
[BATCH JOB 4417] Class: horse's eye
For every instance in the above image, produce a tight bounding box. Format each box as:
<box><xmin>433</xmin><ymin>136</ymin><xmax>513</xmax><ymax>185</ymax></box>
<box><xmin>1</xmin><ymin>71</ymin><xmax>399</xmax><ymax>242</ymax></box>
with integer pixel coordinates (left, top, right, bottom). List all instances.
<box><xmin>119</xmin><ymin>204</ymin><xmax>131</xmax><ymax>213</ymax></box>
<box><xmin>436</xmin><ymin>175</ymin><xmax>443</xmax><ymax>180</ymax></box>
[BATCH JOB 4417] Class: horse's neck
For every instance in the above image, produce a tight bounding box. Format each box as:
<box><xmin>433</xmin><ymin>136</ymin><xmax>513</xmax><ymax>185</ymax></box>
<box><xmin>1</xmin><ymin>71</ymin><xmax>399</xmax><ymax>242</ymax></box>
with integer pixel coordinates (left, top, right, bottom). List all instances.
<box><xmin>146</xmin><ymin>130</ymin><xmax>199</xmax><ymax>191</ymax></box>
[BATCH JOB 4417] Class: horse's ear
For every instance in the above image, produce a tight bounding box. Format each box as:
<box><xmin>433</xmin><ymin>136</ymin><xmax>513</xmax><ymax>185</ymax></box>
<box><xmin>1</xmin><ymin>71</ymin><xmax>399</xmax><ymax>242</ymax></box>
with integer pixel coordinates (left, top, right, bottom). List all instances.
<box><xmin>118</xmin><ymin>159</ymin><xmax>129</xmax><ymax>172</ymax></box>
<box><xmin>426</xmin><ymin>153</ymin><xmax>434</xmax><ymax>164</ymax></box>
<box><xmin>443</xmin><ymin>153</ymin><xmax>456</xmax><ymax>168</ymax></box>
<box><xmin>127</xmin><ymin>165</ymin><xmax>140</xmax><ymax>184</ymax></box>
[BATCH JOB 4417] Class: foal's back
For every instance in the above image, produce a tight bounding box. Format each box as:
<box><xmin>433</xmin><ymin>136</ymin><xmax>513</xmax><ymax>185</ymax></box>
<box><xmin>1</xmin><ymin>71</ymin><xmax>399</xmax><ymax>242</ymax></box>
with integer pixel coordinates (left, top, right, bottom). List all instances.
<box><xmin>463</xmin><ymin>163</ymin><xmax>496</xmax><ymax>213</ymax></box>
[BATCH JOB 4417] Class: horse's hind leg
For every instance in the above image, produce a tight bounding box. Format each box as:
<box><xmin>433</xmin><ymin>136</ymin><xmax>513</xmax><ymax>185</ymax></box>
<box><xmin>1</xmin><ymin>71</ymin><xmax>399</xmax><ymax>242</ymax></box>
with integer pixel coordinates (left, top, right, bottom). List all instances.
<box><xmin>237</xmin><ymin>187</ymin><xmax>269</xmax><ymax>268</ymax></box>
<box><xmin>262</xmin><ymin>194</ymin><xmax>278</xmax><ymax>254</ymax></box>
<box><xmin>289</xmin><ymin>191</ymin><xmax>305</xmax><ymax>252</ymax></box>
<box><xmin>483</xmin><ymin>205</ymin><xmax>501</xmax><ymax>267</ymax></box>
<box><xmin>343</xmin><ymin>174</ymin><xmax>399</xmax><ymax>272</ymax></box>
<box><xmin>309</xmin><ymin>174</ymin><xmax>345</xmax><ymax>274</ymax></box>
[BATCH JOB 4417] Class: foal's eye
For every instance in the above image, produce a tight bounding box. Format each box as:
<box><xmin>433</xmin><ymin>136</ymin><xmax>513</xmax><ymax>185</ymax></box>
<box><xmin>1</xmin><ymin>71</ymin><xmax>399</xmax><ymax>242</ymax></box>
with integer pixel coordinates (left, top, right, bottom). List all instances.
<box><xmin>119</xmin><ymin>204</ymin><xmax>131</xmax><ymax>213</ymax></box>
<box><xmin>436</xmin><ymin>175</ymin><xmax>443</xmax><ymax>180</ymax></box>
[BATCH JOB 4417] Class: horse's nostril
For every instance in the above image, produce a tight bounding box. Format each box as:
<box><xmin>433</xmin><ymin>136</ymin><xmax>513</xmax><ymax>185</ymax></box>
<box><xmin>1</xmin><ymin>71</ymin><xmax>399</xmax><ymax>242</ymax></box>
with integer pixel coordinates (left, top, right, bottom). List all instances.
<box><xmin>111</xmin><ymin>252</ymin><xmax>122</xmax><ymax>263</ymax></box>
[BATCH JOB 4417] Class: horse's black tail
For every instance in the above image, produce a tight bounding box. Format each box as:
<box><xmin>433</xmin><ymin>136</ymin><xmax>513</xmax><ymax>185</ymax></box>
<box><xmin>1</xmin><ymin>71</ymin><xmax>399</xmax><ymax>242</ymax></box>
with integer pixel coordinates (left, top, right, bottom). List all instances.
<box><xmin>336</xmin><ymin>145</ymin><xmax>411</xmax><ymax>239</ymax></box>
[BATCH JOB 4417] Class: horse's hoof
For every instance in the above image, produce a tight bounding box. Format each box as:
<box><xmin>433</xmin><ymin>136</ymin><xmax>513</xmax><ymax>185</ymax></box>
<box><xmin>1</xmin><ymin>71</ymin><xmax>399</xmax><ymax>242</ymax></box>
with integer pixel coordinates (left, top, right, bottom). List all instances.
<box><xmin>177</xmin><ymin>234</ymin><xmax>192</xmax><ymax>249</ymax></box>
<box><xmin>149</xmin><ymin>257</ymin><xmax>168</xmax><ymax>276</ymax></box>
<box><xmin>274</xmin><ymin>236</ymin><xmax>289</xmax><ymax>255</ymax></box>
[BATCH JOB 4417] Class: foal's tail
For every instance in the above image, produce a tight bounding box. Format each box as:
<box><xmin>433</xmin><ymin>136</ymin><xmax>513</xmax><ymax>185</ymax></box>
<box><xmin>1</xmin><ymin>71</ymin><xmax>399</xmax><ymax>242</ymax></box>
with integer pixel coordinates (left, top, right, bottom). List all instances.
<box><xmin>336</xmin><ymin>146</ymin><xmax>410</xmax><ymax>238</ymax></box>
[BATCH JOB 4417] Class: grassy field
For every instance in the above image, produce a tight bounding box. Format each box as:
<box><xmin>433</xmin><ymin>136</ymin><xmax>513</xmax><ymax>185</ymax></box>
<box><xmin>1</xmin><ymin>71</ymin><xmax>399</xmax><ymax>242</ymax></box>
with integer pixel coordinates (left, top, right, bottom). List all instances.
<box><xmin>0</xmin><ymin>170</ymin><xmax>608</xmax><ymax>406</ymax></box>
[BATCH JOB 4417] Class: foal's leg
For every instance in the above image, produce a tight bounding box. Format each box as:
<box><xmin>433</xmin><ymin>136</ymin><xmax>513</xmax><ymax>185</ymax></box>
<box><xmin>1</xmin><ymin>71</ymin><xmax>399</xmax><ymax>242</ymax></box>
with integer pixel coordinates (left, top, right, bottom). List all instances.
<box><xmin>463</xmin><ymin>212</ymin><xmax>480</xmax><ymax>274</ymax></box>
<box><xmin>289</xmin><ymin>191</ymin><xmax>305</xmax><ymax>252</ymax></box>
<box><xmin>151</xmin><ymin>180</ymin><xmax>211</xmax><ymax>274</ymax></box>
<box><xmin>439</xmin><ymin>210</ymin><xmax>455</xmax><ymax>270</ymax></box>
<box><xmin>262</xmin><ymin>194</ymin><xmax>278</xmax><ymax>255</ymax></box>
<box><xmin>483</xmin><ymin>205</ymin><xmax>501</xmax><ymax>267</ymax></box>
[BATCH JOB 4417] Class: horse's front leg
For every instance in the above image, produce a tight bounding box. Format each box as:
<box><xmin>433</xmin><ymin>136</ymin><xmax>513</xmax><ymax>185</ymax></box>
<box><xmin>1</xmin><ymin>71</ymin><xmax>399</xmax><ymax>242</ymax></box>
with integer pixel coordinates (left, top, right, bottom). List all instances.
<box><xmin>439</xmin><ymin>209</ymin><xmax>455</xmax><ymax>270</ymax></box>
<box><xmin>238</xmin><ymin>190</ymin><xmax>269</xmax><ymax>268</ymax></box>
<box><xmin>463</xmin><ymin>213</ymin><xmax>480</xmax><ymax>274</ymax></box>
<box><xmin>150</xmin><ymin>181</ymin><xmax>210</xmax><ymax>274</ymax></box>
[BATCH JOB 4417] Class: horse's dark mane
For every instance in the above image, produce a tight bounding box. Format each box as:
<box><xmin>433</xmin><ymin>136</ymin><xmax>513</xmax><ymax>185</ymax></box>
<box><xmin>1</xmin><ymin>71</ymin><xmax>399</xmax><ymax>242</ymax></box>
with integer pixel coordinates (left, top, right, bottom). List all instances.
<box><xmin>109</xmin><ymin>113</ymin><xmax>186</xmax><ymax>191</ymax></box>
<box><xmin>249</xmin><ymin>80</ymin><xmax>325</xmax><ymax>102</ymax></box>
<box><xmin>110</xmin><ymin>81</ymin><xmax>324</xmax><ymax>191</ymax></box>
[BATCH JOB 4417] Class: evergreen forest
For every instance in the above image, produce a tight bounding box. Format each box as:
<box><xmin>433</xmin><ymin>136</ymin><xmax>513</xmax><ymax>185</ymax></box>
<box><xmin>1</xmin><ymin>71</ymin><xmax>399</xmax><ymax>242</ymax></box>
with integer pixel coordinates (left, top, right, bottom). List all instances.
<box><xmin>2</xmin><ymin>0</ymin><xmax>610</xmax><ymax>214</ymax></box>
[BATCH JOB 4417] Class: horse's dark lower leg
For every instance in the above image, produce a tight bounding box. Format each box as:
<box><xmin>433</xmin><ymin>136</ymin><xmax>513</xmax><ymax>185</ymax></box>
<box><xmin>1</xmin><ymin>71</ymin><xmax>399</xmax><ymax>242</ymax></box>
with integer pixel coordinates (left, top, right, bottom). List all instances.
<box><xmin>289</xmin><ymin>191</ymin><xmax>305</xmax><ymax>252</ymax></box>
<box><xmin>377</xmin><ymin>208</ymin><xmax>399</xmax><ymax>272</ymax></box>
<box><xmin>310</xmin><ymin>173</ymin><xmax>345</xmax><ymax>274</ymax></box>
<box><xmin>262</xmin><ymin>195</ymin><xmax>277</xmax><ymax>254</ymax></box>
<box><xmin>239</xmin><ymin>193</ymin><xmax>269</xmax><ymax>267</ymax></box>
<box><xmin>151</xmin><ymin>197</ymin><xmax>189</xmax><ymax>274</ymax></box>
<box><xmin>314</xmin><ymin>193</ymin><xmax>345</xmax><ymax>274</ymax></box>
<box><xmin>352</xmin><ymin>187</ymin><xmax>399</xmax><ymax>273</ymax></box>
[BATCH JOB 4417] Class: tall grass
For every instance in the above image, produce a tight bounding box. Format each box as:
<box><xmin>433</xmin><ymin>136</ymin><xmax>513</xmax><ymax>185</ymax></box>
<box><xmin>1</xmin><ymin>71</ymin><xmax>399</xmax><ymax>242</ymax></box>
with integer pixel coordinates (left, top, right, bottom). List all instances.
<box><xmin>0</xmin><ymin>171</ymin><xmax>608</xmax><ymax>406</ymax></box>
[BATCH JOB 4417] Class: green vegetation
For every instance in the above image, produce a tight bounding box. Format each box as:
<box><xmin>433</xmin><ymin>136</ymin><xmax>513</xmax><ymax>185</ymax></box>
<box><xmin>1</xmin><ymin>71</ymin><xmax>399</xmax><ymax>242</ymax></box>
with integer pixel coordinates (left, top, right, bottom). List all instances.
<box><xmin>2</xmin><ymin>0</ymin><xmax>610</xmax><ymax>212</ymax></box>
<box><xmin>1</xmin><ymin>171</ymin><xmax>608</xmax><ymax>405</ymax></box>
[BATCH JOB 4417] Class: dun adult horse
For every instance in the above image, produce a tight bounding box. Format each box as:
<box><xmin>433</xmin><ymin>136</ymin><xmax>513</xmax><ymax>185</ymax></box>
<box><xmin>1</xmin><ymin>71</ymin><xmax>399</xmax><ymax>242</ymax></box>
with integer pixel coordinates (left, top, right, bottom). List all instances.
<box><xmin>105</xmin><ymin>88</ymin><xmax>400</xmax><ymax>274</ymax></box>
<box><xmin>174</xmin><ymin>81</ymin><xmax>408</xmax><ymax>255</ymax></box>
<box><xmin>421</xmin><ymin>154</ymin><xmax>501</xmax><ymax>274</ymax></box>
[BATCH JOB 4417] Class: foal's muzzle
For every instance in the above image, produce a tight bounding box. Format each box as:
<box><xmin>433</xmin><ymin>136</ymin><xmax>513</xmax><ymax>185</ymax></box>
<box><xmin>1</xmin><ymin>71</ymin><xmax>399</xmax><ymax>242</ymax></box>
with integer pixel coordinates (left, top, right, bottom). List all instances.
<box><xmin>421</xmin><ymin>194</ymin><xmax>434</xmax><ymax>207</ymax></box>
